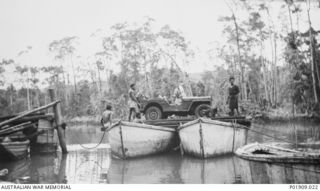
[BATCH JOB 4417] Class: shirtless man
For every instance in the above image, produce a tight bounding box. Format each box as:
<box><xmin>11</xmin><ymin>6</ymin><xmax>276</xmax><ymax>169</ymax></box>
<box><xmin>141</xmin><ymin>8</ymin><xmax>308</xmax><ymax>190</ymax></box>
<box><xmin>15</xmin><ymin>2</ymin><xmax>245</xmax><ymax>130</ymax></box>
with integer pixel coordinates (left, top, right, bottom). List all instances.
<box><xmin>101</xmin><ymin>104</ymin><xmax>113</xmax><ymax>131</ymax></box>
<box><xmin>128</xmin><ymin>83</ymin><xmax>140</xmax><ymax>121</ymax></box>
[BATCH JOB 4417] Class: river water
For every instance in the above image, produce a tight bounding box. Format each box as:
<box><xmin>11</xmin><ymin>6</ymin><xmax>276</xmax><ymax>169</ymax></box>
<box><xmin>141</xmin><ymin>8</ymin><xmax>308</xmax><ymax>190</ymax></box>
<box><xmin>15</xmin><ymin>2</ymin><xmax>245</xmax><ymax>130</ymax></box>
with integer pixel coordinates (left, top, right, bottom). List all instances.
<box><xmin>0</xmin><ymin>120</ymin><xmax>319</xmax><ymax>184</ymax></box>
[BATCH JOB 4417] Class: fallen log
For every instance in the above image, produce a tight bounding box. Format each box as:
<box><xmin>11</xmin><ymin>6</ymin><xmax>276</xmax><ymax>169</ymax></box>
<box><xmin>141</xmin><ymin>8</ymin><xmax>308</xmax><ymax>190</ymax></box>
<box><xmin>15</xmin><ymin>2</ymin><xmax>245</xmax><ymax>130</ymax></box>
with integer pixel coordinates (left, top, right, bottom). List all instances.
<box><xmin>0</xmin><ymin>101</ymin><xmax>60</xmax><ymax>128</ymax></box>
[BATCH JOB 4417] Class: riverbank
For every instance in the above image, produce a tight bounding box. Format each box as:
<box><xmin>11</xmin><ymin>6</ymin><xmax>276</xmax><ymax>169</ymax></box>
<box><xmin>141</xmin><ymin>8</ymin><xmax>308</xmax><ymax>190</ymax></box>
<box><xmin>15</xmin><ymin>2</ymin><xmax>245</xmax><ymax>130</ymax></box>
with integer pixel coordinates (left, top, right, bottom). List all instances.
<box><xmin>66</xmin><ymin>105</ymin><xmax>320</xmax><ymax>126</ymax></box>
<box><xmin>66</xmin><ymin>116</ymin><xmax>101</xmax><ymax>126</ymax></box>
<box><xmin>256</xmin><ymin>107</ymin><xmax>320</xmax><ymax>123</ymax></box>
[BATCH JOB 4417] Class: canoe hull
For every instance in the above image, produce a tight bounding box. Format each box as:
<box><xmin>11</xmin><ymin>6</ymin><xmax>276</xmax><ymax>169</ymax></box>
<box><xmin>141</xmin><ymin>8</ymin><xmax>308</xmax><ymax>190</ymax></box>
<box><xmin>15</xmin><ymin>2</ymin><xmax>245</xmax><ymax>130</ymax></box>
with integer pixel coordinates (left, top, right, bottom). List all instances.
<box><xmin>0</xmin><ymin>140</ymin><xmax>30</xmax><ymax>161</ymax></box>
<box><xmin>108</xmin><ymin>122</ymin><xmax>176</xmax><ymax>159</ymax></box>
<box><xmin>178</xmin><ymin>118</ymin><xmax>249</xmax><ymax>158</ymax></box>
<box><xmin>235</xmin><ymin>143</ymin><xmax>320</xmax><ymax>164</ymax></box>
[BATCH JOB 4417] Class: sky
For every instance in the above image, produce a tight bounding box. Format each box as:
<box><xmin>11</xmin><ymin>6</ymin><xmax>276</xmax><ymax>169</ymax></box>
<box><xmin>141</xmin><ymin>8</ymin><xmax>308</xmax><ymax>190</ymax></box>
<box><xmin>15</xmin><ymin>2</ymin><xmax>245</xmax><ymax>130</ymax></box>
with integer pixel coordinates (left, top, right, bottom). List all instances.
<box><xmin>0</xmin><ymin>0</ymin><xmax>320</xmax><ymax>87</ymax></box>
<box><xmin>0</xmin><ymin>0</ymin><xmax>228</xmax><ymax>69</ymax></box>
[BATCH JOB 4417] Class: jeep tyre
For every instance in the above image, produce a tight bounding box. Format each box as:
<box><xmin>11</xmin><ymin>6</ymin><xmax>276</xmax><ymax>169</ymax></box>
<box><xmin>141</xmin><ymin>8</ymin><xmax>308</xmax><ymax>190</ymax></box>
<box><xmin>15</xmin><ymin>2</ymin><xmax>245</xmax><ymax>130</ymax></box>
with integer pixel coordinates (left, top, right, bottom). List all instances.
<box><xmin>145</xmin><ymin>106</ymin><xmax>163</xmax><ymax>120</ymax></box>
<box><xmin>194</xmin><ymin>104</ymin><xmax>211</xmax><ymax>118</ymax></box>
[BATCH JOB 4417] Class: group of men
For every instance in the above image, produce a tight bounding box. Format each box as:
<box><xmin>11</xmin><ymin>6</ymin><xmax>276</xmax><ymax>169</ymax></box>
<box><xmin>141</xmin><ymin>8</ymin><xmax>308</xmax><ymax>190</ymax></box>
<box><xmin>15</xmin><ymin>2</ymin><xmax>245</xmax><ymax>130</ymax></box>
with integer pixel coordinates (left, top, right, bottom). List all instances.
<box><xmin>101</xmin><ymin>76</ymin><xmax>240</xmax><ymax>128</ymax></box>
<box><xmin>101</xmin><ymin>83</ymin><xmax>141</xmax><ymax>129</ymax></box>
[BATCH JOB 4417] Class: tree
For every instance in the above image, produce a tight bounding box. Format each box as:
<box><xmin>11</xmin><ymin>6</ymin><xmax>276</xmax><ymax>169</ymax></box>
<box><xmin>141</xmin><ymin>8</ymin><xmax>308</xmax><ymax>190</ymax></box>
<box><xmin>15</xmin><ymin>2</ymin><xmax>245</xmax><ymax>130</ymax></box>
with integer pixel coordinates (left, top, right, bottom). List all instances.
<box><xmin>49</xmin><ymin>36</ymin><xmax>79</xmax><ymax>92</ymax></box>
<box><xmin>306</xmin><ymin>0</ymin><xmax>320</xmax><ymax>104</ymax></box>
<box><xmin>15</xmin><ymin>65</ymin><xmax>31</xmax><ymax>110</ymax></box>
<box><xmin>0</xmin><ymin>59</ymin><xmax>14</xmax><ymax>86</ymax></box>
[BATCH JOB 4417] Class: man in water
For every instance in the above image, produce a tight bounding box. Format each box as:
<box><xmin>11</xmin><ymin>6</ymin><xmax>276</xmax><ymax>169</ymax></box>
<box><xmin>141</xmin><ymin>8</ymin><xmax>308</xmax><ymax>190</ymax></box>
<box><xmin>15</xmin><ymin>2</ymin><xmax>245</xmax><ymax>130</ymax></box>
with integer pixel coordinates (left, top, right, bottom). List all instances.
<box><xmin>128</xmin><ymin>83</ymin><xmax>140</xmax><ymax>121</ymax></box>
<box><xmin>227</xmin><ymin>76</ymin><xmax>240</xmax><ymax>116</ymax></box>
<box><xmin>101</xmin><ymin>104</ymin><xmax>113</xmax><ymax>131</ymax></box>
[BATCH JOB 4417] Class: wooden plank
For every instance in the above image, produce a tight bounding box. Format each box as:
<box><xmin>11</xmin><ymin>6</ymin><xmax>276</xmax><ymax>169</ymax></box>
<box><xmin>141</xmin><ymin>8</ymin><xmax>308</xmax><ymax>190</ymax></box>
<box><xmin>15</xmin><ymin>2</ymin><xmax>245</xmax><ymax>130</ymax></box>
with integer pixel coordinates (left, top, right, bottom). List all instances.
<box><xmin>0</xmin><ymin>101</ymin><xmax>60</xmax><ymax>128</ymax></box>
<box><xmin>0</xmin><ymin>112</ymin><xmax>46</xmax><ymax>121</ymax></box>
<box><xmin>2</xmin><ymin>114</ymin><xmax>54</xmax><ymax>127</ymax></box>
<box><xmin>0</xmin><ymin>122</ymin><xmax>33</xmax><ymax>136</ymax></box>
<box><xmin>0</xmin><ymin>125</ymin><xmax>9</xmax><ymax>130</ymax></box>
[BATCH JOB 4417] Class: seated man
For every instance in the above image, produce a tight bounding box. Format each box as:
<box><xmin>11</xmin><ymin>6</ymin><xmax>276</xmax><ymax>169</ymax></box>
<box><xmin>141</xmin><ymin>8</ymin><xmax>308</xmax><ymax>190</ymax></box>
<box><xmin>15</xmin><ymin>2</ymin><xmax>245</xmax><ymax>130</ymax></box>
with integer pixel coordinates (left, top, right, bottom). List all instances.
<box><xmin>173</xmin><ymin>83</ymin><xmax>186</xmax><ymax>105</ymax></box>
<box><xmin>132</xmin><ymin>112</ymin><xmax>144</xmax><ymax>123</ymax></box>
<box><xmin>101</xmin><ymin>104</ymin><xmax>113</xmax><ymax>131</ymax></box>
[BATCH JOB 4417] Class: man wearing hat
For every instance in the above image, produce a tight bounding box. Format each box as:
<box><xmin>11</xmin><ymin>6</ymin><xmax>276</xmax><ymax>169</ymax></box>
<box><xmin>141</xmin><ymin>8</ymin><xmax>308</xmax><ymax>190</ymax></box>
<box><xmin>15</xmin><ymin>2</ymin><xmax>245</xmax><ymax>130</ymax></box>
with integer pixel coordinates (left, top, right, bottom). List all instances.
<box><xmin>227</xmin><ymin>76</ymin><xmax>240</xmax><ymax>116</ymax></box>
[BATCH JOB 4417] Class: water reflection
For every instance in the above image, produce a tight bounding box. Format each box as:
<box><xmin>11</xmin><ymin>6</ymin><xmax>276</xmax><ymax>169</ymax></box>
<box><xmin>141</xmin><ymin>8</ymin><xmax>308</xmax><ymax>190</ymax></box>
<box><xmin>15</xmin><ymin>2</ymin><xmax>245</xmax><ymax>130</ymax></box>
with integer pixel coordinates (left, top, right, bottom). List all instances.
<box><xmin>0</xmin><ymin>145</ymin><xmax>111</xmax><ymax>184</ymax></box>
<box><xmin>248</xmin><ymin>120</ymin><xmax>320</xmax><ymax>144</ymax></box>
<box><xmin>64</xmin><ymin>147</ymin><xmax>110</xmax><ymax>184</ymax></box>
<box><xmin>179</xmin><ymin>155</ymin><xmax>238</xmax><ymax>184</ymax></box>
<box><xmin>108</xmin><ymin>152</ymin><xmax>182</xmax><ymax>184</ymax></box>
<box><xmin>0</xmin><ymin>159</ymin><xmax>30</xmax><ymax>183</ymax></box>
<box><xmin>0</xmin><ymin>120</ymin><xmax>319</xmax><ymax>184</ymax></box>
<box><xmin>237</xmin><ymin>158</ymin><xmax>320</xmax><ymax>184</ymax></box>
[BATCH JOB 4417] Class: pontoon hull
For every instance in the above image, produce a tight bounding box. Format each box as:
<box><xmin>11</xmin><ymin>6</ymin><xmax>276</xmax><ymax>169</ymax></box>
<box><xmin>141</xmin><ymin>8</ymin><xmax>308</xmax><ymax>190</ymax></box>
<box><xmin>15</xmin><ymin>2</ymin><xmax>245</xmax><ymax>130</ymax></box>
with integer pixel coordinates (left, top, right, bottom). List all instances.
<box><xmin>0</xmin><ymin>140</ymin><xmax>30</xmax><ymax>161</ymax></box>
<box><xmin>108</xmin><ymin>121</ymin><xmax>176</xmax><ymax>159</ymax></box>
<box><xmin>178</xmin><ymin>118</ymin><xmax>249</xmax><ymax>158</ymax></box>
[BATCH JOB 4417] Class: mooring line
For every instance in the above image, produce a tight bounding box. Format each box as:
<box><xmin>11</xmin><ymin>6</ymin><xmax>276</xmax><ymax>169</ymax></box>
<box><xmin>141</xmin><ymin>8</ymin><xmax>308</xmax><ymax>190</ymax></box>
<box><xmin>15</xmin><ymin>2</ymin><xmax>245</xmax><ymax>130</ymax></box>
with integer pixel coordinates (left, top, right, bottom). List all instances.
<box><xmin>248</xmin><ymin>128</ymin><xmax>297</xmax><ymax>145</ymax></box>
<box><xmin>76</xmin><ymin>122</ymin><xmax>108</xmax><ymax>150</ymax></box>
<box><xmin>78</xmin><ymin>130</ymin><xmax>107</xmax><ymax>150</ymax></box>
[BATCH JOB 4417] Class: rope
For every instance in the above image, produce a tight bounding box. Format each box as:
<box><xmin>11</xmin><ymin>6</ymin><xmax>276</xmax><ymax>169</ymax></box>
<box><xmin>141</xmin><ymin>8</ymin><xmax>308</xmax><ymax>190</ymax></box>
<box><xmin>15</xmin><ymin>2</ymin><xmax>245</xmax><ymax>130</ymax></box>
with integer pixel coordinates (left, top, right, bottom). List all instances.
<box><xmin>248</xmin><ymin>128</ymin><xmax>297</xmax><ymax>144</ymax></box>
<box><xmin>253</xmin><ymin>123</ymin><xmax>290</xmax><ymax>135</ymax></box>
<box><xmin>77</xmin><ymin>122</ymin><xmax>108</xmax><ymax>150</ymax></box>
<box><xmin>78</xmin><ymin>130</ymin><xmax>107</xmax><ymax>150</ymax></box>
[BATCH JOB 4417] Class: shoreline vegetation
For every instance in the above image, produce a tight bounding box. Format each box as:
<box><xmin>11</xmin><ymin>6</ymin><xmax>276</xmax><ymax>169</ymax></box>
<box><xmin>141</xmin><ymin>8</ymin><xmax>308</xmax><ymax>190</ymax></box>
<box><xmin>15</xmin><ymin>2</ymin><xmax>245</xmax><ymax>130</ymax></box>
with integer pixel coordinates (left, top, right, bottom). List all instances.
<box><xmin>1</xmin><ymin>1</ymin><xmax>320</xmax><ymax>122</ymax></box>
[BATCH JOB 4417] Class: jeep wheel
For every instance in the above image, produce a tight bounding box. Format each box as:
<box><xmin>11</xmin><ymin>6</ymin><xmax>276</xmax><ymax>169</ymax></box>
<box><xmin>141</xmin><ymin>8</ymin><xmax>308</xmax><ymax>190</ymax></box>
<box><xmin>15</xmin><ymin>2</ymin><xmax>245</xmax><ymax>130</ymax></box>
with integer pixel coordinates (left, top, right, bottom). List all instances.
<box><xmin>145</xmin><ymin>106</ymin><xmax>162</xmax><ymax>120</ymax></box>
<box><xmin>194</xmin><ymin>104</ymin><xmax>211</xmax><ymax>118</ymax></box>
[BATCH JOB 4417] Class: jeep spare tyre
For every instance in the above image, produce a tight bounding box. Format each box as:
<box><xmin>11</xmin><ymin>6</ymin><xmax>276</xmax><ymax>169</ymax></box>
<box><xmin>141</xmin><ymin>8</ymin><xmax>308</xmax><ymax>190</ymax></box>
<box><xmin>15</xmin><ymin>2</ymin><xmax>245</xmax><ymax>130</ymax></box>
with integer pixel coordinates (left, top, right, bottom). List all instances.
<box><xmin>145</xmin><ymin>106</ymin><xmax>162</xmax><ymax>120</ymax></box>
<box><xmin>194</xmin><ymin>104</ymin><xmax>211</xmax><ymax>118</ymax></box>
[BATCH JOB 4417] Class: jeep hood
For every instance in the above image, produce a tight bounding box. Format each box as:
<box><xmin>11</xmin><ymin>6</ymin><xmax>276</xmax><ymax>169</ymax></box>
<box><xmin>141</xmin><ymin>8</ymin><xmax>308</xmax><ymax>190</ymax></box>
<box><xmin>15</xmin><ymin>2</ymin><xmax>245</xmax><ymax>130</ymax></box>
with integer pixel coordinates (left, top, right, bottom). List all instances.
<box><xmin>182</xmin><ymin>96</ymin><xmax>212</xmax><ymax>101</ymax></box>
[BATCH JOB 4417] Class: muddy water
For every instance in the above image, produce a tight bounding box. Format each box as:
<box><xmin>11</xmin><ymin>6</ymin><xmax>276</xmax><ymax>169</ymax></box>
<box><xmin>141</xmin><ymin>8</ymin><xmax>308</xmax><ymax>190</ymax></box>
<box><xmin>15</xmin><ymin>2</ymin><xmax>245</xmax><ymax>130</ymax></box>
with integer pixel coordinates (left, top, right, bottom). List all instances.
<box><xmin>0</xmin><ymin>120</ymin><xmax>319</xmax><ymax>184</ymax></box>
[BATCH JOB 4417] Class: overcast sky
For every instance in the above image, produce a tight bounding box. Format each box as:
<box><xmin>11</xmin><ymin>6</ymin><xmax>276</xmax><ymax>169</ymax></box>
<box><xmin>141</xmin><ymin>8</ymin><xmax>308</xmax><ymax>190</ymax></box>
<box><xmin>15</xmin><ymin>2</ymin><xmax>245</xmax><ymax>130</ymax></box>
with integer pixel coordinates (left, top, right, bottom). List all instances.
<box><xmin>0</xmin><ymin>0</ymin><xmax>320</xmax><ymax>87</ymax></box>
<box><xmin>0</xmin><ymin>0</ymin><xmax>229</xmax><ymax>71</ymax></box>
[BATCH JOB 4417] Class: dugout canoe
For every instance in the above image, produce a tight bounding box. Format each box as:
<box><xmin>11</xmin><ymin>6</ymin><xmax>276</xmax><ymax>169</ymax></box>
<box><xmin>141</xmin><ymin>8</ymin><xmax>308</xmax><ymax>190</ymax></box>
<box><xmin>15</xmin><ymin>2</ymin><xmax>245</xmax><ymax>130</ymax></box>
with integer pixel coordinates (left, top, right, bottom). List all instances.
<box><xmin>178</xmin><ymin>118</ymin><xmax>250</xmax><ymax>158</ymax></box>
<box><xmin>107</xmin><ymin>121</ymin><xmax>177</xmax><ymax>159</ymax></box>
<box><xmin>235</xmin><ymin>142</ymin><xmax>320</xmax><ymax>164</ymax></box>
<box><xmin>0</xmin><ymin>138</ymin><xmax>30</xmax><ymax>161</ymax></box>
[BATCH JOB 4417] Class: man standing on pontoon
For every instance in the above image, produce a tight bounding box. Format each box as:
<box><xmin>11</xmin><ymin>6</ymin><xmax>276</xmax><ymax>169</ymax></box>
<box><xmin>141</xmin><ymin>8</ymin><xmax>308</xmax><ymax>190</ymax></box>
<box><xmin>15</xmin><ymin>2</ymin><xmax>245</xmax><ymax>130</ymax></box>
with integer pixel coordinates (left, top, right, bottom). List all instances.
<box><xmin>128</xmin><ymin>83</ymin><xmax>140</xmax><ymax>121</ymax></box>
<box><xmin>227</xmin><ymin>76</ymin><xmax>240</xmax><ymax>116</ymax></box>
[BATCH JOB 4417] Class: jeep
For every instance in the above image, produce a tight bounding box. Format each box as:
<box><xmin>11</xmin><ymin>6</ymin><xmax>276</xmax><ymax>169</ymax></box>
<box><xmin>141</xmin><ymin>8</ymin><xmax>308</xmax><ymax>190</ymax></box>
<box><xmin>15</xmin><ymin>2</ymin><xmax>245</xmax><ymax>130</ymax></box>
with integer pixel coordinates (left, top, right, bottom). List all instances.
<box><xmin>139</xmin><ymin>96</ymin><xmax>212</xmax><ymax>120</ymax></box>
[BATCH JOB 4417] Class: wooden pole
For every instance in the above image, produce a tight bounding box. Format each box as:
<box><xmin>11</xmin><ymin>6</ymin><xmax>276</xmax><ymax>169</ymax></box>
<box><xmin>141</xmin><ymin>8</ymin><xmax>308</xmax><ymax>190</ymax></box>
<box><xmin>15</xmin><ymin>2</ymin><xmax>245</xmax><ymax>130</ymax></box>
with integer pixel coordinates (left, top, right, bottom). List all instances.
<box><xmin>49</xmin><ymin>89</ymin><xmax>68</xmax><ymax>154</ymax></box>
<box><xmin>0</xmin><ymin>101</ymin><xmax>59</xmax><ymax>128</ymax></box>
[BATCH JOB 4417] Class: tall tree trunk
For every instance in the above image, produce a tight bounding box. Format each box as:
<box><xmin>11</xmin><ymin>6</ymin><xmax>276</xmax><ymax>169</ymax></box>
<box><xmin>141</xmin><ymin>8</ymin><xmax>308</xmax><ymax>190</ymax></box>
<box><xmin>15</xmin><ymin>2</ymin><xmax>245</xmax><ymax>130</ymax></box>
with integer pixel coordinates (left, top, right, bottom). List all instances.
<box><xmin>274</xmin><ymin>35</ymin><xmax>278</xmax><ymax>107</ymax></box>
<box><xmin>70</xmin><ymin>56</ymin><xmax>77</xmax><ymax>93</ymax></box>
<box><xmin>306</xmin><ymin>0</ymin><xmax>319</xmax><ymax>103</ymax></box>
<box><xmin>231</xmin><ymin>13</ymin><xmax>245</xmax><ymax>100</ymax></box>
<box><xmin>287</xmin><ymin>2</ymin><xmax>294</xmax><ymax>34</ymax></box>
<box><xmin>262</xmin><ymin>58</ymin><xmax>269</xmax><ymax>105</ymax></box>
<box><xmin>9</xmin><ymin>84</ymin><xmax>13</xmax><ymax>112</ymax></box>
<box><xmin>26</xmin><ymin>70</ymin><xmax>31</xmax><ymax>110</ymax></box>
<box><xmin>61</xmin><ymin>65</ymin><xmax>69</xmax><ymax>107</ymax></box>
<box><xmin>96</xmin><ymin>63</ymin><xmax>102</xmax><ymax>94</ymax></box>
